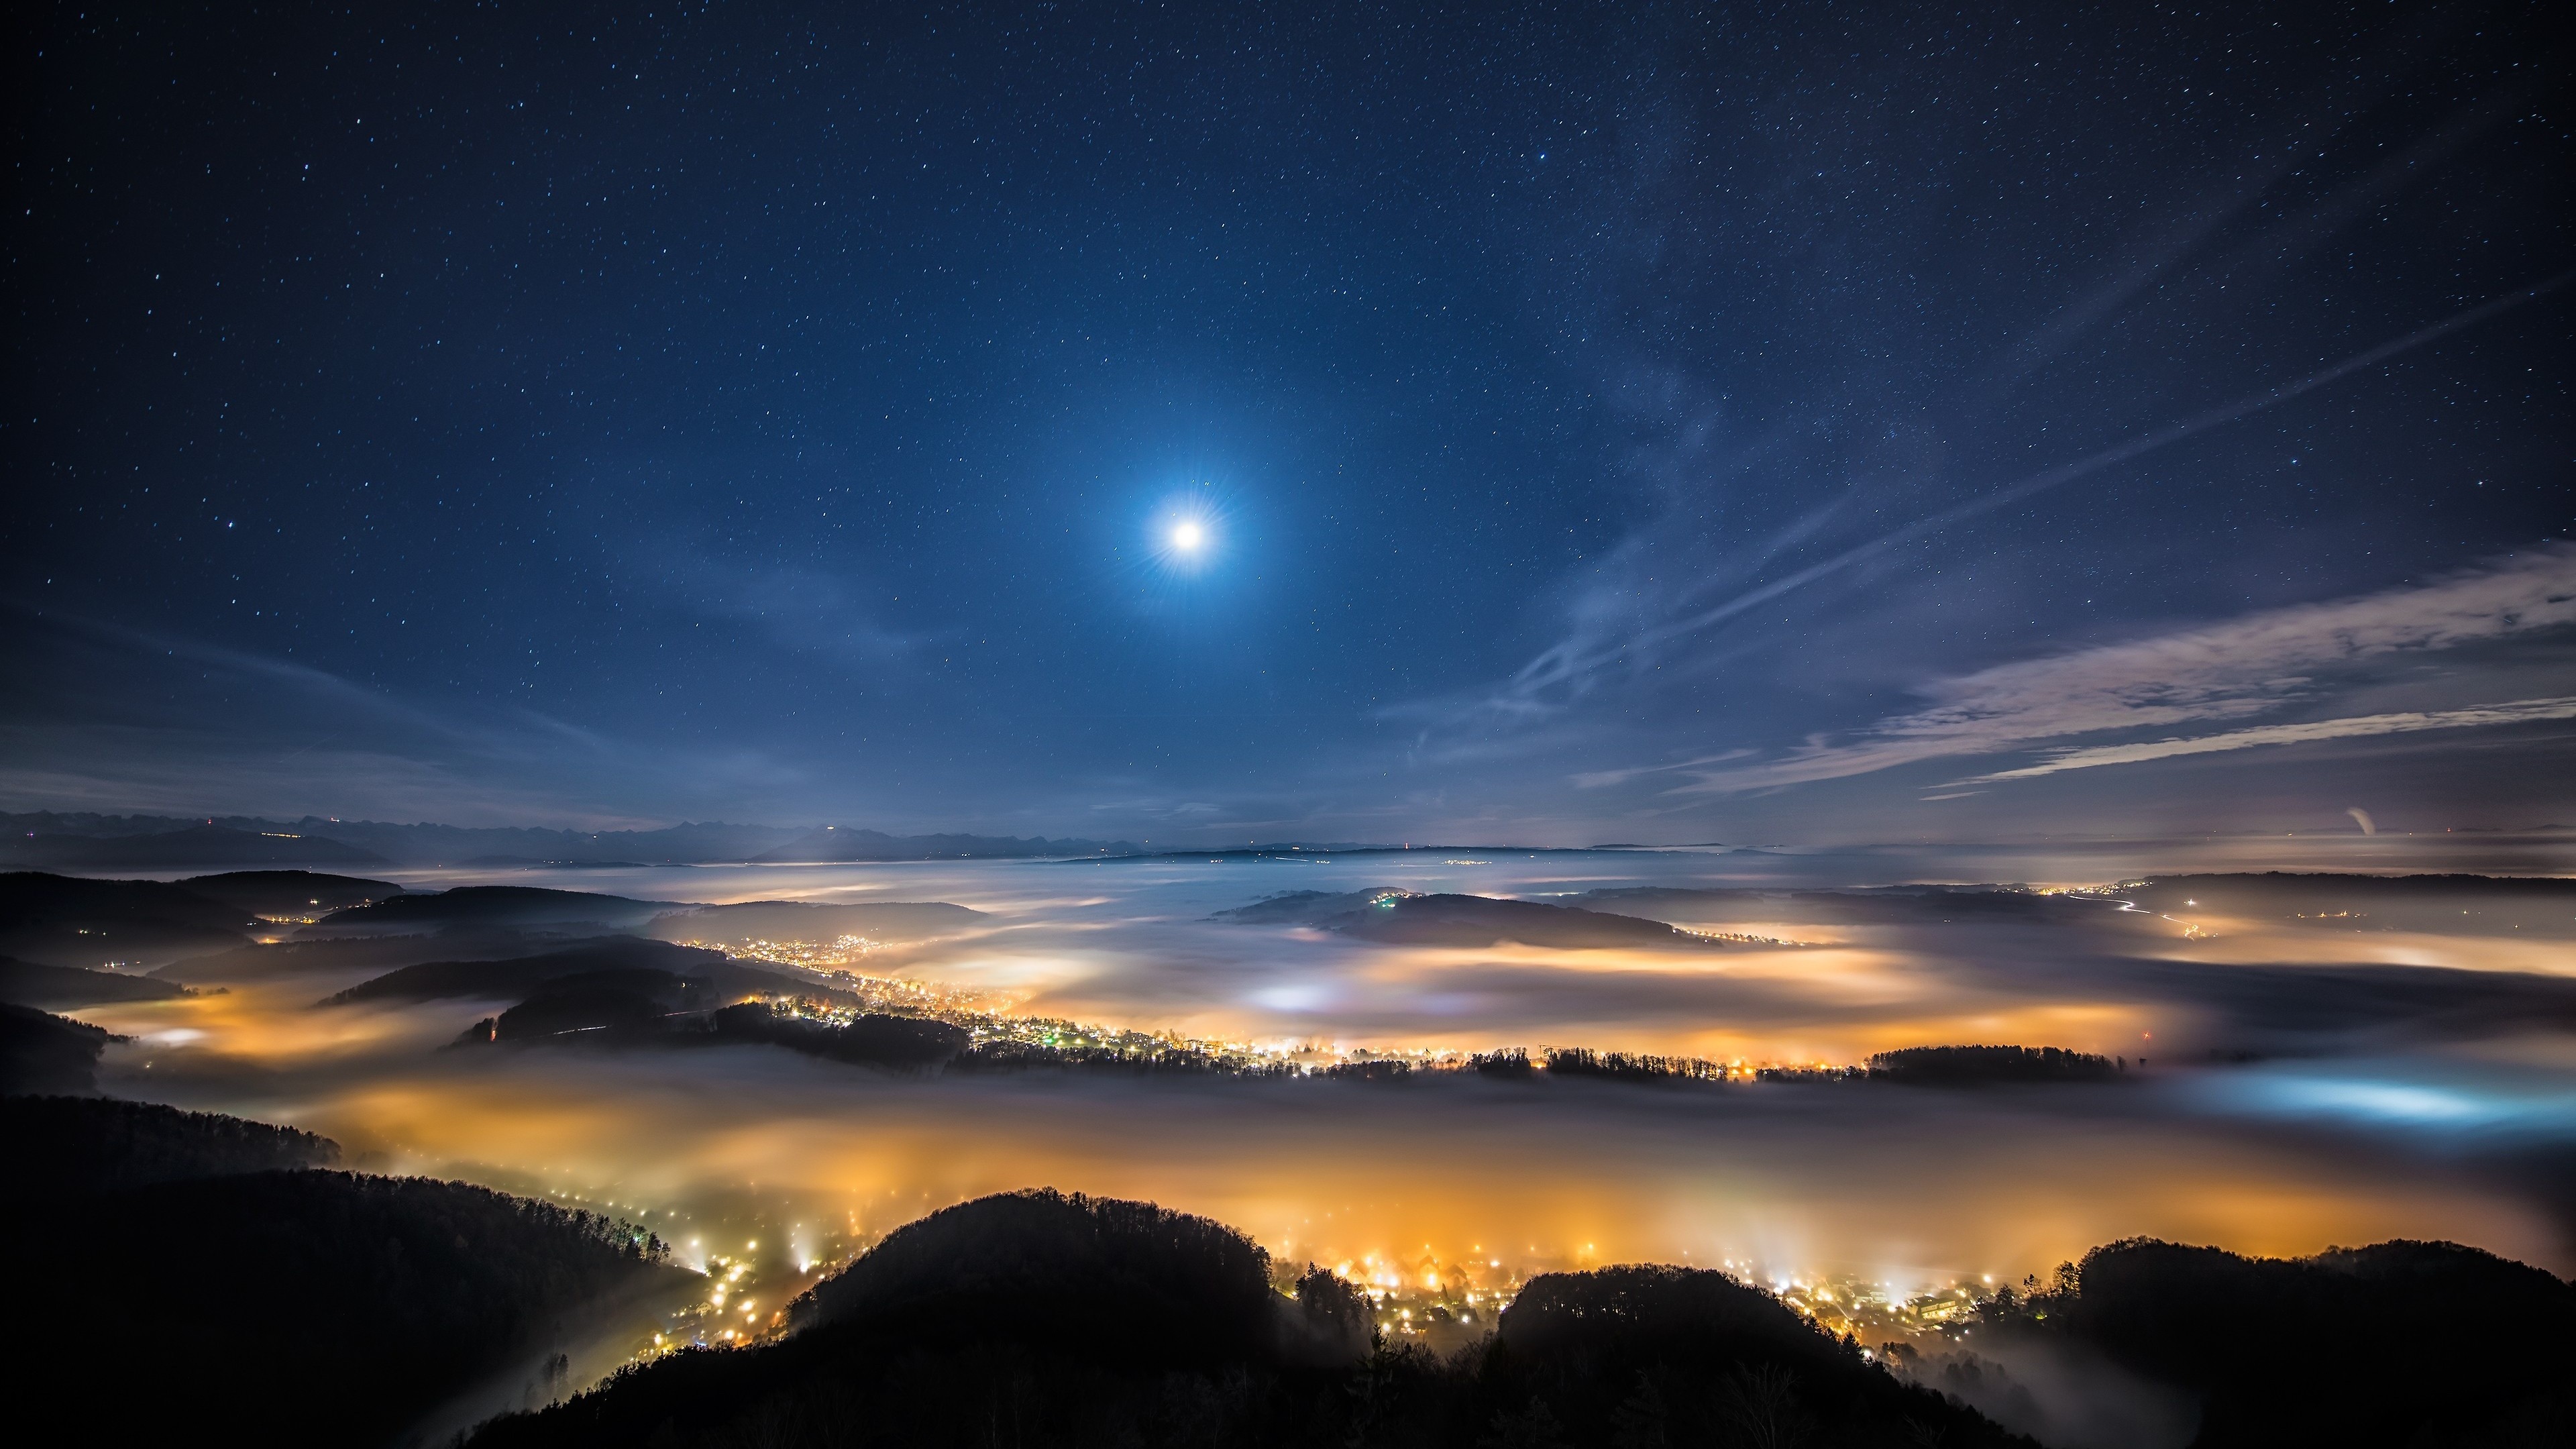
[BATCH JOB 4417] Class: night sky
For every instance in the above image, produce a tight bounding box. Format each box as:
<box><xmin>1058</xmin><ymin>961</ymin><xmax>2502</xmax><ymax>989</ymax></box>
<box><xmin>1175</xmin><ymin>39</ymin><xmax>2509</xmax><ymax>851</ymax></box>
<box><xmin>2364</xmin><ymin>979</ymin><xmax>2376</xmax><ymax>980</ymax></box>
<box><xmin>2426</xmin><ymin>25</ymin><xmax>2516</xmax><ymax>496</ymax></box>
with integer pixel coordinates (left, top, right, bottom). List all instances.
<box><xmin>8</xmin><ymin>1</ymin><xmax>2571</xmax><ymax>841</ymax></box>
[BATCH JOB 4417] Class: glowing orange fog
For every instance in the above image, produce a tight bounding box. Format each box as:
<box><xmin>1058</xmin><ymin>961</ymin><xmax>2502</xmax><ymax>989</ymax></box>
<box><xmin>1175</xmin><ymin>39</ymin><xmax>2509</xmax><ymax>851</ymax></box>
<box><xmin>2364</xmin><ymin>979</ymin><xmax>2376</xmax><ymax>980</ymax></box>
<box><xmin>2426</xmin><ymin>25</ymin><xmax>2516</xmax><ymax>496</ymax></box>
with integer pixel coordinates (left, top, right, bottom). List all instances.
<box><xmin>78</xmin><ymin>861</ymin><xmax>2576</xmax><ymax>1293</ymax></box>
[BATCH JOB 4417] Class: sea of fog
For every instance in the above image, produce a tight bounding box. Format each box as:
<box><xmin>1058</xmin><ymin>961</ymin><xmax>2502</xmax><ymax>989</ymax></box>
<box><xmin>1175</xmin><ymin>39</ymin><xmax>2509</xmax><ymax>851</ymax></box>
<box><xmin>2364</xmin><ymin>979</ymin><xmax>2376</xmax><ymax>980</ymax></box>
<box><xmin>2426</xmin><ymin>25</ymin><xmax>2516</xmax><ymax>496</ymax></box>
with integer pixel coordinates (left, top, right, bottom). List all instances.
<box><xmin>75</xmin><ymin>844</ymin><xmax>2576</xmax><ymax>1354</ymax></box>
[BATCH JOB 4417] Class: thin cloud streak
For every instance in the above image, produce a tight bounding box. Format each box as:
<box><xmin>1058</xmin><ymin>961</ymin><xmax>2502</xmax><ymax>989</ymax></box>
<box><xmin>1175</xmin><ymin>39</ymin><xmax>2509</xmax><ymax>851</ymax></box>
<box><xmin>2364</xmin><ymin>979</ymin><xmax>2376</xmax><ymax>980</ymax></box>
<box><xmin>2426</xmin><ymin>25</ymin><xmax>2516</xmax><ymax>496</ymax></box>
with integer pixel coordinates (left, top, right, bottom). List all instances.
<box><xmin>1958</xmin><ymin>697</ymin><xmax>2576</xmax><ymax>784</ymax></box>
<box><xmin>1663</xmin><ymin>545</ymin><xmax>2576</xmax><ymax>795</ymax></box>
<box><xmin>1487</xmin><ymin>270</ymin><xmax>2575</xmax><ymax>722</ymax></box>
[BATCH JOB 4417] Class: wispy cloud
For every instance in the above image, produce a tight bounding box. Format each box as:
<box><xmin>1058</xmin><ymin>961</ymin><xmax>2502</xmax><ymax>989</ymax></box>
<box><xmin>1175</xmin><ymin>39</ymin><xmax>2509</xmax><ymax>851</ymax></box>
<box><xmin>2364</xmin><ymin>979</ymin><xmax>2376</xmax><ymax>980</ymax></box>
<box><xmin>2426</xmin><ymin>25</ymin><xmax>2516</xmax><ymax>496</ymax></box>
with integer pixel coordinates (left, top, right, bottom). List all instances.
<box><xmin>1478</xmin><ymin>272</ymin><xmax>2573</xmax><ymax>729</ymax></box>
<box><xmin>1662</xmin><ymin>544</ymin><xmax>2576</xmax><ymax>794</ymax></box>
<box><xmin>1959</xmin><ymin>697</ymin><xmax>2576</xmax><ymax>783</ymax></box>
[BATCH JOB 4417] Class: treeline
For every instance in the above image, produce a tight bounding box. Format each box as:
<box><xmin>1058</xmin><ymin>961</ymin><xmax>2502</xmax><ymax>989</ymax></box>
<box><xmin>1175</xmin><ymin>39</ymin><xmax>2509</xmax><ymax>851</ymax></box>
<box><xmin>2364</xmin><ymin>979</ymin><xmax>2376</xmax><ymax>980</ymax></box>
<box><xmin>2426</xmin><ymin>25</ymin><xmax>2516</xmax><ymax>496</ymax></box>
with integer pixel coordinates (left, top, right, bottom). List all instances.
<box><xmin>957</xmin><ymin>1037</ymin><xmax>1301</xmax><ymax>1077</ymax></box>
<box><xmin>1866</xmin><ymin>1044</ymin><xmax>2121</xmax><ymax>1084</ymax></box>
<box><xmin>3</xmin><ymin>1093</ymin><xmax>337</xmax><ymax>1194</ymax></box>
<box><xmin>468</xmin><ymin>1189</ymin><xmax>2022</xmax><ymax>1449</ymax></box>
<box><xmin>431</xmin><ymin>965</ymin><xmax>2133</xmax><ymax>1095</ymax></box>
<box><xmin>504</xmin><ymin>999</ymin><xmax>2129</xmax><ymax>1095</ymax></box>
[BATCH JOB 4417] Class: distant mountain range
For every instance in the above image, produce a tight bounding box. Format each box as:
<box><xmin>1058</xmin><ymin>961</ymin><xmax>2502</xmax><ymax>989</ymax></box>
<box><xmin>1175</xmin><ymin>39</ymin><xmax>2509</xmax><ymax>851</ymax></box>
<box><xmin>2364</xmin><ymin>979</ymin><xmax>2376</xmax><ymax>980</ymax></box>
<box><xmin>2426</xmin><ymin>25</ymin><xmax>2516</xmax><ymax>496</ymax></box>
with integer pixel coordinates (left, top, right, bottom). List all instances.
<box><xmin>0</xmin><ymin>812</ymin><xmax>1765</xmax><ymax>869</ymax></box>
<box><xmin>0</xmin><ymin>812</ymin><xmax>1143</xmax><ymax>868</ymax></box>
<box><xmin>750</xmin><ymin>826</ymin><xmax>1139</xmax><ymax>862</ymax></box>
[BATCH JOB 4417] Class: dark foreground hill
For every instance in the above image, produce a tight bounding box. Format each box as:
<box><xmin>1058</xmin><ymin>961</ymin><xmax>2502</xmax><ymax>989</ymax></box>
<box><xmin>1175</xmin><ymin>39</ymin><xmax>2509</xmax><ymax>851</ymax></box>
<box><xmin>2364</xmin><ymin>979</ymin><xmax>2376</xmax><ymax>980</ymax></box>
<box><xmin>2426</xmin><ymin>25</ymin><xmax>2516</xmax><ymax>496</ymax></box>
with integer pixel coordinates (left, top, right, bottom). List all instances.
<box><xmin>1969</xmin><ymin>1236</ymin><xmax>2576</xmax><ymax>1446</ymax></box>
<box><xmin>0</xmin><ymin>1093</ymin><xmax>690</xmax><ymax>1449</ymax></box>
<box><xmin>469</xmin><ymin>1189</ymin><xmax>2023</xmax><ymax>1449</ymax></box>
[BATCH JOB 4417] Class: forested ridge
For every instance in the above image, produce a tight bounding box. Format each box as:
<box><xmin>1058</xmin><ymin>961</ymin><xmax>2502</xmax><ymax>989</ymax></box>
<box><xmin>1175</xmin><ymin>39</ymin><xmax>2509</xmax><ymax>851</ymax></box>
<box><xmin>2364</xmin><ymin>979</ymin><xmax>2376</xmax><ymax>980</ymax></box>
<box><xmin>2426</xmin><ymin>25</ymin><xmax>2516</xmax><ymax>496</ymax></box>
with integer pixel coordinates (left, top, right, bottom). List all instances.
<box><xmin>2</xmin><ymin>1037</ymin><xmax>686</xmax><ymax>1447</ymax></box>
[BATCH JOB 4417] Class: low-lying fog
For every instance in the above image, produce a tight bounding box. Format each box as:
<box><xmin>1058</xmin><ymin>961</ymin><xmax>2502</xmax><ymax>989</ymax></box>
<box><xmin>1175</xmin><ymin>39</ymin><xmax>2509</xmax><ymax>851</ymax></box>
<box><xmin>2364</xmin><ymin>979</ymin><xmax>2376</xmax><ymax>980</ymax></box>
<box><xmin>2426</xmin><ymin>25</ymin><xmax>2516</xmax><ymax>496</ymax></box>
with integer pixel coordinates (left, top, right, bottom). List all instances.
<box><xmin>76</xmin><ymin>845</ymin><xmax>2576</xmax><ymax>1323</ymax></box>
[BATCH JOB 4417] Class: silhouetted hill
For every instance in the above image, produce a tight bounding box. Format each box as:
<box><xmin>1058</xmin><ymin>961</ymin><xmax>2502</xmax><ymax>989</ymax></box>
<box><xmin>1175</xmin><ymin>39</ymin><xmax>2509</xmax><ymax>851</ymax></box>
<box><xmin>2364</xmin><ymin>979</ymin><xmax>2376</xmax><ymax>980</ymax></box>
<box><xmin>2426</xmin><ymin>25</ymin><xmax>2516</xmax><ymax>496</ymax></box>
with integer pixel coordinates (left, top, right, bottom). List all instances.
<box><xmin>468</xmin><ymin>1189</ymin><xmax>1375</xmax><ymax>1449</ymax></box>
<box><xmin>3</xmin><ymin>1094</ymin><xmax>338</xmax><ymax>1193</ymax></box>
<box><xmin>1218</xmin><ymin>889</ymin><xmax>1723</xmax><ymax>949</ymax></box>
<box><xmin>1980</xmin><ymin>1236</ymin><xmax>2576</xmax><ymax>1447</ymax></box>
<box><xmin>752</xmin><ymin>826</ymin><xmax>1141</xmax><ymax>861</ymax></box>
<box><xmin>176</xmin><ymin>867</ymin><xmax>410</xmax><ymax>916</ymax></box>
<box><xmin>312</xmin><ymin>885</ymin><xmax>683</xmax><ymax>936</ymax></box>
<box><xmin>0</xmin><ymin>870</ymin><xmax>256</xmax><ymax>967</ymax></box>
<box><xmin>468</xmin><ymin>1189</ymin><xmax>2023</xmax><ymax>1449</ymax></box>
<box><xmin>488</xmin><ymin>968</ymin><xmax>704</xmax><ymax>1039</ymax></box>
<box><xmin>1</xmin><ymin>1092</ymin><xmax>696</xmax><ymax>1448</ymax></box>
<box><xmin>0</xmin><ymin>955</ymin><xmax>188</xmax><ymax>1008</ymax></box>
<box><xmin>644</xmin><ymin>898</ymin><xmax>991</xmax><ymax>947</ymax></box>
<box><xmin>797</xmin><ymin>1190</ymin><xmax>1335</xmax><ymax>1361</ymax></box>
<box><xmin>2123</xmin><ymin>872</ymin><xmax>2576</xmax><ymax>937</ymax></box>
<box><xmin>0</xmin><ymin>1003</ymin><xmax>120</xmax><ymax>1094</ymax></box>
<box><xmin>446</xmin><ymin>958</ymin><xmax>850</xmax><ymax>1046</ymax></box>
<box><xmin>322</xmin><ymin>938</ymin><xmax>739</xmax><ymax>1005</ymax></box>
<box><xmin>1477</xmin><ymin>1265</ymin><xmax>2024</xmax><ymax>1448</ymax></box>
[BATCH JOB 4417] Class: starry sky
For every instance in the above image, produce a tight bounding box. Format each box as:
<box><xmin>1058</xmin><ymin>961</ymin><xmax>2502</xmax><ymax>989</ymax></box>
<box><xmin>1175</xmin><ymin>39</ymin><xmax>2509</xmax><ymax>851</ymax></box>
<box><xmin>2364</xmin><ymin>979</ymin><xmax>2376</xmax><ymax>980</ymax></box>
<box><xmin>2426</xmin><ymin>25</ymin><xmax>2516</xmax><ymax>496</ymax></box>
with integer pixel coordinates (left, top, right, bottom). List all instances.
<box><xmin>7</xmin><ymin>1</ymin><xmax>2571</xmax><ymax>842</ymax></box>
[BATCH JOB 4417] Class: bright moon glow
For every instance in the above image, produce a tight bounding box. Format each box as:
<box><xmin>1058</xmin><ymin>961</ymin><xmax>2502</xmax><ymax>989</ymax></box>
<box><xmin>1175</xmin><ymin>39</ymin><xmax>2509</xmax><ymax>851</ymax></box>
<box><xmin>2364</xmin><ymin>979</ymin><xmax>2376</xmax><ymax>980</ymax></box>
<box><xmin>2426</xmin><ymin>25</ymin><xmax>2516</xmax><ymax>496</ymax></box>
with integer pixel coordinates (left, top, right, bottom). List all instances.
<box><xmin>1170</xmin><ymin>520</ymin><xmax>1205</xmax><ymax>551</ymax></box>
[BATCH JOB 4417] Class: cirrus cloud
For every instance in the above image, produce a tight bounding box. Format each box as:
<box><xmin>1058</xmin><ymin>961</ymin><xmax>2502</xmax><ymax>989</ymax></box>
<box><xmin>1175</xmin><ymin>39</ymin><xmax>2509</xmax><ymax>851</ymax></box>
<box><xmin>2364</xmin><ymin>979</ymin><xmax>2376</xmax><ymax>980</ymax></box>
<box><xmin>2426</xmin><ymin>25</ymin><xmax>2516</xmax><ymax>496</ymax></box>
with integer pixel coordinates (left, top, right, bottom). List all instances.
<box><xmin>1651</xmin><ymin>543</ymin><xmax>2576</xmax><ymax>795</ymax></box>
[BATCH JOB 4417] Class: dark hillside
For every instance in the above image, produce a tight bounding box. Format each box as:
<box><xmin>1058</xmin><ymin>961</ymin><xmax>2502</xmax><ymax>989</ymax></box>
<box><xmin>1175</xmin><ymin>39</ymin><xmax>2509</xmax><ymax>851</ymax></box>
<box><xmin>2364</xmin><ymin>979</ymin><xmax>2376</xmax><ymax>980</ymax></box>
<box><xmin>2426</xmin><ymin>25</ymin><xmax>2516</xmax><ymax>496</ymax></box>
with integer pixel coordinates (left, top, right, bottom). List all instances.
<box><xmin>795</xmin><ymin>1189</ymin><xmax>1297</xmax><ymax>1361</ymax></box>
<box><xmin>2</xmin><ymin>1093</ymin><xmax>338</xmax><ymax>1193</ymax></box>
<box><xmin>1982</xmin><ymin>1236</ymin><xmax>2576</xmax><ymax>1446</ymax></box>
<box><xmin>1</xmin><ymin>1093</ymin><xmax>687</xmax><ymax>1449</ymax></box>
<box><xmin>177</xmin><ymin>867</ymin><xmax>409</xmax><ymax>916</ymax></box>
<box><xmin>0</xmin><ymin>871</ymin><xmax>256</xmax><ymax>967</ymax></box>
<box><xmin>706</xmin><ymin>1001</ymin><xmax>971</xmax><ymax>1070</ymax></box>
<box><xmin>0</xmin><ymin>955</ymin><xmax>188</xmax><ymax>1008</ymax></box>
<box><xmin>0</xmin><ymin>1002</ymin><xmax>119</xmax><ymax>1094</ymax></box>
<box><xmin>468</xmin><ymin>1191</ymin><xmax>2023</xmax><ymax>1449</ymax></box>
<box><xmin>18</xmin><ymin>1169</ymin><xmax>682</xmax><ymax>1448</ymax></box>
<box><xmin>1478</xmin><ymin>1265</ymin><xmax>2023</xmax><ymax>1448</ymax></box>
<box><xmin>323</xmin><ymin>938</ymin><xmax>736</xmax><ymax>1004</ymax></box>
<box><xmin>468</xmin><ymin>1189</ymin><xmax>1375</xmax><ymax>1449</ymax></box>
<box><xmin>2123</xmin><ymin>873</ymin><xmax>2576</xmax><ymax>937</ymax></box>
<box><xmin>313</xmin><ymin>885</ymin><xmax>681</xmax><ymax>935</ymax></box>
